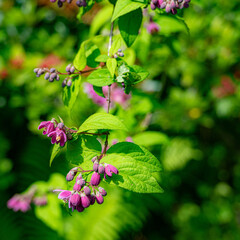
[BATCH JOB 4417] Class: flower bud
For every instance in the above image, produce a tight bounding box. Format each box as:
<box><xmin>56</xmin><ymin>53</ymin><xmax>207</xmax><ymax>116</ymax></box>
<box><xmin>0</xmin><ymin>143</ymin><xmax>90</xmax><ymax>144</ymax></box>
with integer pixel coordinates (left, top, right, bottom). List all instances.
<box><xmin>93</xmin><ymin>161</ymin><xmax>99</xmax><ymax>172</ymax></box>
<box><xmin>57</xmin><ymin>122</ymin><xmax>64</xmax><ymax>129</ymax></box>
<box><xmin>67</xmin><ymin>133</ymin><xmax>73</xmax><ymax>140</ymax></box>
<box><xmin>76</xmin><ymin>173</ymin><xmax>82</xmax><ymax>181</ymax></box>
<box><xmin>81</xmin><ymin>193</ymin><xmax>90</xmax><ymax>208</ymax></box>
<box><xmin>95</xmin><ymin>192</ymin><xmax>104</xmax><ymax>204</ymax></box>
<box><xmin>66</xmin><ymin>64</ymin><xmax>72</xmax><ymax>72</ymax></box>
<box><xmin>56</xmin><ymin>75</ymin><xmax>60</xmax><ymax>81</ymax></box>
<box><xmin>98</xmin><ymin>187</ymin><xmax>107</xmax><ymax>196</ymax></box>
<box><xmin>98</xmin><ymin>164</ymin><xmax>105</xmax><ymax>174</ymax></box>
<box><xmin>70</xmin><ymin>193</ymin><xmax>80</xmax><ymax>207</ymax></box>
<box><xmin>34</xmin><ymin>68</ymin><xmax>39</xmax><ymax>73</ymax></box>
<box><xmin>76</xmin><ymin>204</ymin><xmax>84</xmax><ymax>212</ymax></box>
<box><xmin>77</xmin><ymin>178</ymin><xmax>86</xmax><ymax>187</ymax></box>
<box><xmin>73</xmin><ymin>182</ymin><xmax>81</xmax><ymax>191</ymax></box>
<box><xmin>44</xmin><ymin>72</ymin><xmax>50</xmax><ymax>80</ymax></box>
<box><xmin>83</xmin><ymin>186</ymin><xmax>91</xmax><ymax>195</ymax></box>
<box><xmin>66</xmin><ymin>170</ymin><xmax>75</xmax><ymax>181</ymax></box>
<box><xmin>67</xmin><ymin>79</ymin><xmax>72</xmax><ymax>87</ymax></box>
<box><xmin>50</xmin><ymin>68</ymin><xmax>56</xmax><ymax>73</ymax></box>
<box><xmin>89</xmin><ymin>194</ymin><xmax>95</xmax><ymax>205</ymax></box>
<box><xmin>91</xmin><ymin>156</ymin><xmax>98</xmax><ymax>163</ymax></box>
<box><xmin>70</xmin><ymin>66</ymin><xmax>75</xmax><ymax>74</ymax></box>
<box><xmin>90</xmin><ymin>172</ymin><xmax>101</xmax><ymax>186</ymax></box>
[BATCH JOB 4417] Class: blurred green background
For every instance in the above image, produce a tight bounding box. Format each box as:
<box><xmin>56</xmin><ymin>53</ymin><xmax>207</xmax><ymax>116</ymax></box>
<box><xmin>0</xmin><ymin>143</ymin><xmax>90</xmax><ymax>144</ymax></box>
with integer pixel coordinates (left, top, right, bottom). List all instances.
<box><xmin>1</xmin><ymin>0</ymin><xmax>240</xmax><ymax>239</ymax></box>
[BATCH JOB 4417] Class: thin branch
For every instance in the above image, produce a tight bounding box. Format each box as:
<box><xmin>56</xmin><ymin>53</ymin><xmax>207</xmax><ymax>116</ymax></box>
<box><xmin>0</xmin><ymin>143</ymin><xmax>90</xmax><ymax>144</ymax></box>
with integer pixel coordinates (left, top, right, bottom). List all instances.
<box><xmin>101</xmin><ymin>21</ymin><xmax>114</xmax><ymax>157</ymax></box>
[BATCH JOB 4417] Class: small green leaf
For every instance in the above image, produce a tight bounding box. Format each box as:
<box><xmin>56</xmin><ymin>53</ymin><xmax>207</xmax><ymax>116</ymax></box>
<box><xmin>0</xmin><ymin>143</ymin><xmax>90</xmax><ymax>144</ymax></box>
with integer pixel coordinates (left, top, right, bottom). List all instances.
<box><xmin>93</xmin><ymin>86</ymin><xmax>105</xmax><ymax>97</ymax></box>
<box><xmin>73</xmin><ymin>43</ymin><xmax>87</xmax><ymax>71</ymax></box>
<box><xmin>111</xmin><ymin>0</ymin><xmax>145</xmax><ymax>22</ymax></box>
<box><xmin>85</xmin><ymin>42</ymin><xmax>101</xmax><ymax>68</ymax></box>
<box><xmin>87</xmin><ymin>69</ymin><xmax>114</xmax><ymax>87</ymax></box>
<box><xmin>95</xmin><ymin>54</ymin><xmax>109</xmax><ymax>62</ymax></box>
<box><xmin>119</xmin><ymin>8</ymin><xmax>143</xmax><ymax>47</ymax></box>
<box><xmin>78</xmin><ymin>113</ymin><xmax>127</xmax><ymax>132</ymax></box>
<box><xmin>109</xmin><ymin>35</ymin><xmax>126</xmax><ymax>56</ymax></box>
<box><xmin>130</xmin><ymin>65</ymin><xmax>149</xmax><ymax>83</ymax></box>
<box><xmin>62</xmin><ymin>75</ymin><xmax>81</xmax><ymax>110</ymax></box>
<box><xmin>66</xmin><ymin>135</ymin><xmax>102</xmax><ymax>165</ymax></box>
<box><xmin>107</xmin><ymin>58</ymin><xmax>117</xmax><ymax>77</ymax></box>
<box><xmin>77</xmin><ymin>0</ymin><xmax>95</xmax><ymax>19</ymax></box>
<box><xmin>50</xmin><ymin>144</ymin><xmax>62</xmax><ymax>166</ymax></box>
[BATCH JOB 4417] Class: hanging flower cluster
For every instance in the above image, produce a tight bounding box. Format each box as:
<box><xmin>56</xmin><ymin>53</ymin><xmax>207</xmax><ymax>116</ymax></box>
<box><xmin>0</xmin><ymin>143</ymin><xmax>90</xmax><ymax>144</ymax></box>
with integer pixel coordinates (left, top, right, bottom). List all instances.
<box><xmin>54</xmin><ymin>158</ymin><xmax>118</xmax><ymax>212</ymax></box>
<box><xmin>50</xmin><ymin>0</ymin><xmax>87</xmax><ymax>8</ymax></box>
<box><xmin>150</xmin><ymin>0</ymin><xmax>191</xmax><ymax>14</ymax></box>
<box><xmin>7</xmin><ymin>186</ymin><xmax>47</xmax><ymax>212</ymax></box>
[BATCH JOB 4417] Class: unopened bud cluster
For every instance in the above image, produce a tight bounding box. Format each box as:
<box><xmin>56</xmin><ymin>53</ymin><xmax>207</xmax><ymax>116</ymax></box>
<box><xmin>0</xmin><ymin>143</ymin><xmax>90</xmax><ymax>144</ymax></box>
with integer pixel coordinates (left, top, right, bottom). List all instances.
<box><xmin>55</xmin><ymin>157</ymin><xmax>118</xmax><ymax>212</ymax></box>
<box><xmin>150</xmin><ymin>0</ymin><xmax>191</xmax><ymax>14</ymax></box>
<box><xmin>33</xmin><ymin>63</ymin><xmax>77</xmax><ymax>88</ymax></box>
<box><xmin>114</xmin><ymin>49</ymin><xmax>124</xmax><ymax>59</ymax></box>
<box><xmin>34</xmin><ymin>67</ymin><xmax>60</xmax><ymax>82</ymax></box>
<box><xmin>50</xmin><ymin>0</ymin><xmax>87</xmax><ymax>8</ymax></box>
<box><xmin>38</xmin><ymin>118</ymin><xmax>73</xmax><ymax>147</ymax></box>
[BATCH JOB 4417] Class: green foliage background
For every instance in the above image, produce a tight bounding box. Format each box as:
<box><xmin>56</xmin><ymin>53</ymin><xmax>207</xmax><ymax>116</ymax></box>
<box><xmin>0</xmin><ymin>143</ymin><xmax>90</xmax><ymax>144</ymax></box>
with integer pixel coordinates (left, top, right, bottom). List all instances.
<box><xmin>1</xmin><ymin>0</ymin><xmax>240</xmax><ymax>239</ymax></box>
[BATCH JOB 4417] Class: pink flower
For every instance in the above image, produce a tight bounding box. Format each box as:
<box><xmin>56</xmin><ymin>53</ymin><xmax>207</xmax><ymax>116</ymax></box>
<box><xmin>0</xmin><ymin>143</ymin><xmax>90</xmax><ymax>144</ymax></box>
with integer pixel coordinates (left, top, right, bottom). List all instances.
<box><xmin>7</xmin><ymin>195</ymin><xmax>31</xmax><ymax>212</ymax></box>
<box><xmin>95</xmin><ymin>192</ymin><xmax>104</xmax><ymax>204</ymax></box>
<box><xmin>54</xmin><ymin>189</ymin><xmax>72</xmax><ymax>201</ymax></box>
<box><xmin>84</xmin><ymin>83</ymin><xmax>131</xmax><ymax>109</ymax></box>
<box><xmin>38</xmin><ymin>121</ymin><xmax>55</xmax><ymax>135</ymax></box>
<box><xmin>147</xmin><ymin>21</ymin><xmax>160</xmax><ymax>34</ymax></box>
<box><xmin>48</xmin><ymin>127</ymin><xmax>67</xmax><ymax>147</ymax></box>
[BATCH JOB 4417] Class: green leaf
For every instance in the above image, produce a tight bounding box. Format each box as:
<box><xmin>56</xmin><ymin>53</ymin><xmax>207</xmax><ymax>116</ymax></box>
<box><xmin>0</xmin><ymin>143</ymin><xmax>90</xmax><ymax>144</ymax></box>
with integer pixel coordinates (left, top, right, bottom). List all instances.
<box><xmin>93</xmin><ymin>86</ymin><xmax>105</xmax><ymax>97</ymax></box>
<box><xmin>78</xmin><ymin>113</ymin><xmax>127</xmax><ymax>132</ymax></box>
<box><xmin>62</xmin><ymin>75</ymin><xmax>81</xmax><ymax>110</ymax></box>
<box><xmin>105</xmin><ymin>161</ymin><xmax>163</xmax><ymax>193</ymax></box>
<box><xmin>107</xmin><ymin>142</ymin><xmax>162</xmax><ymax>172</ymax></box>
<box><xmin>133</xmin><ymin>131</ymin><xmax>169</xmax><ymax>147</ymax></box>
<box><xmin>130</xmin><ymin>65</ymin><xmax>149</xmax><ymax>83</ymax></box>
<box><xmin>102</xmin><ymin>142</ymin><xmax>163</xmax><ymax>193</ymax></box>
<box><xmin>85</xmin><ymin>42</ymin><xmax>101</xmax><ymax>68</ymax></box>
<box><xmin>109</xmin><ymin>35</ymin><xmax>126</xmax><ymax>56</ymax></box>
<box><xmin>107</xmin><ymin>58</ymin><xmax>117</xmax><ymax>77</ymax></box>
<box><xmin>77</xmin><ymin>0</ymin><xmax>95</xmax><ymax>19</ymax></box>
<box><xmin>90</xmin><ymin>4</ymin><xmax>113</xmax><ymax>36</ymax></box>
<box><xmin>95</xmin><ymin>54</ymin><xmax>109</xmax><ymax>62</ymax></box>
<box><xmin>87</xmin><ymin>68</ymin><xmax>114</xmax><ymax>87</ymax></box>
<box><xmin>66</xmin><ymin>135</ymin><xmax>102</xmax><ymax>165</ymax></box>
<box><xmin>73</xmin><ymin>43</ymin><xmax>87</xmax><ymax>71</ymax></box>
<box><xmin>111</xmin><ymin>0</ymin><xmax>146</xmax><ymax>22</ymax></box>
<box><xmin>35</xmin><ymin>195</ymin><xmax>64</xmax><ymax>235</ymax></box>
<box><xmin>49</xmin><ymin>144</ymin><xmax>62</xmax><ymax>166</ymax></box>
<box><xmin>119</xmin><ymin>8</ymin><xmax>143</xmax><ymax>47</ymax></box>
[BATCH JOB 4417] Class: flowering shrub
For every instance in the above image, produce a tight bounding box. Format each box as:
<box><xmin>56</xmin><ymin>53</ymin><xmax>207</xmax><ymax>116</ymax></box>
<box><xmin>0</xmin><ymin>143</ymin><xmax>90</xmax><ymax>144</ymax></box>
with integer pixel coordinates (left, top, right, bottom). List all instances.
<box><xmin>7</xmin><ymin>0</ymin><xmax>192</xmax><ymax>214</ymax></box>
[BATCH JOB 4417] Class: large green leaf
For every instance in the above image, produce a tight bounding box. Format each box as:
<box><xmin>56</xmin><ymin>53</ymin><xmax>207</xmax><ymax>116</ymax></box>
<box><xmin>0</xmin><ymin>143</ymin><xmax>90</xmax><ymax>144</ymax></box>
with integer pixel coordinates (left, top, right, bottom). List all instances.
<box><xmin>111</xmin><ymin>0</ymin><xmax>146</xmax><ymax>22</ymax></box>
<box><xmin>103</xmin><ymin>154</ymin><xmax>163</xmax><ymax>193</ymax></box>
<box><xmin>106</xmin><ymin>142</ymin><xmax>162</xmax><ymax>172</ymax></box>
<box><xmin>62</xmin><ymin>75</ymin><xmax>81</xmax><ymax>110</ymax></box>
<box><xmin>118</xmin><ymin>8</ymin><xmax>143</xmax><ymax>47</ymax></box>
<box><xmin>78</xmin><ymin>113</ymin><xmax>127</xmax><ymax>132</ymax></box>
<box><xmin>87</xmin><ymin>69</ymin><xmax>114</xmax><ymax>87</ymax></box>
<box><xmin>73</xmin><ymin>43</ymin><xmax>87</xmax><ymax>71</ymax></box>
<box><xmin>130</xmin><ymin>65</ymin><xmax>149</xmax><ymax>83</ymax></box>
<box><xmin>66</xmin><ymin>135</ymin><xmax>102</xmax><ymax>165</ymax></box>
